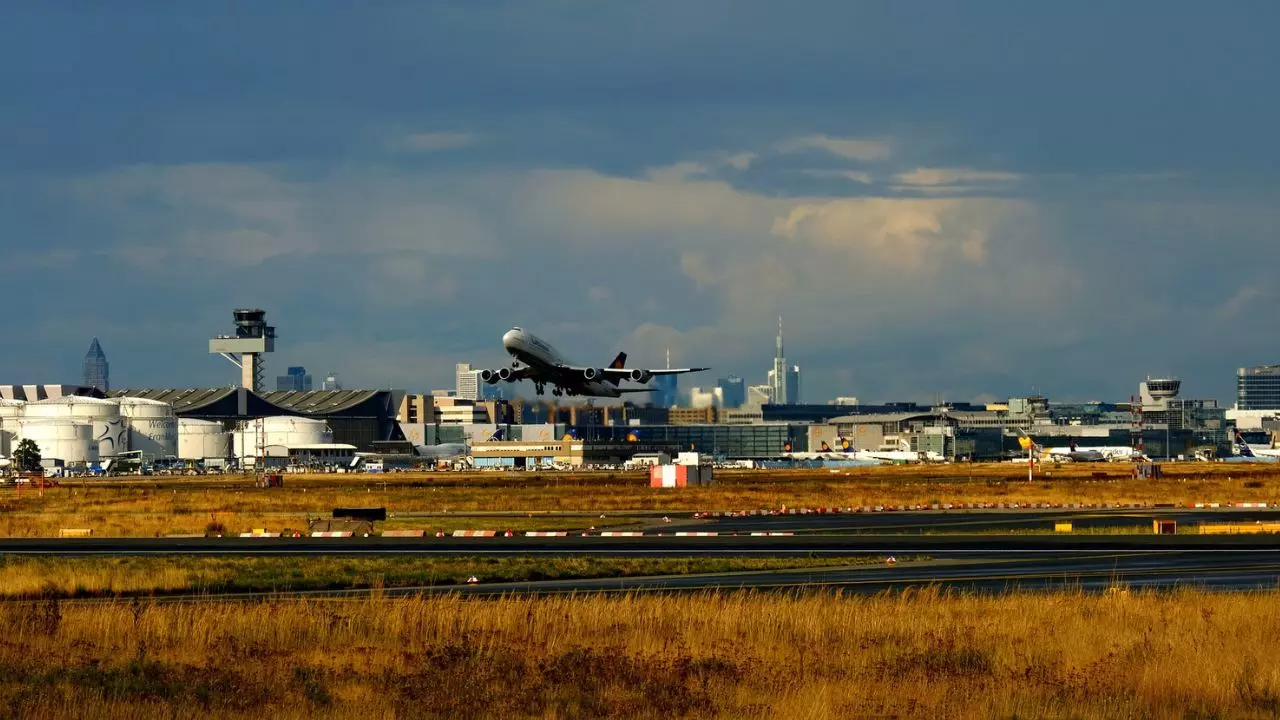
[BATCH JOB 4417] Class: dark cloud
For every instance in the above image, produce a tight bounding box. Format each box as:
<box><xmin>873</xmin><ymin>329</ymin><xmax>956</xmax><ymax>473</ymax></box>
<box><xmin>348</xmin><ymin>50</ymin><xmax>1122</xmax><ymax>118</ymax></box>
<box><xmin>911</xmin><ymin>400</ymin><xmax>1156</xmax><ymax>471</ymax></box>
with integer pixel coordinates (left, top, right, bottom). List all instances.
<box><xmin>0</xmin><ymin>2</ymin><xmax>1276</xmax><ymax>402</ymax></box>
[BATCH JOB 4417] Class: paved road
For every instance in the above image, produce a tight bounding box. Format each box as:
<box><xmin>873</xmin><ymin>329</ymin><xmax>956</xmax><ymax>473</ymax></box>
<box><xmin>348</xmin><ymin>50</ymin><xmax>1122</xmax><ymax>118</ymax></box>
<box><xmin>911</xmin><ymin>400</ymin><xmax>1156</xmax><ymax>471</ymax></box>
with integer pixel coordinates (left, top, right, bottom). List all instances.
<box><xmin>663</xmin><ymin>509</ymin><xmax>1280</xmax><ymax>534</ymax></box>
<box><xmin>4</xmin><ymin>533</ymin><xmax>1280</xmax><ymax>556</ymax></box>
<box><xmin>49</xmin><ymin>551</ymin><xmax>1280</xmax><ymax>601</ymax></box>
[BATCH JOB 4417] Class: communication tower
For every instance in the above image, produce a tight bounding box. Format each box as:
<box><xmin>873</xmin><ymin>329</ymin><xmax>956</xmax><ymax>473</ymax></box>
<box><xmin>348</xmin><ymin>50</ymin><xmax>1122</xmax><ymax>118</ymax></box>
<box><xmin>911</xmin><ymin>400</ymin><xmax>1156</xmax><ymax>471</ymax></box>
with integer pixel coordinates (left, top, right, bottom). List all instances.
<box><xmin>209</xmin><ymin>308</ymin><xmax>276</xmax><ymax>393</ymax></box>
<box><xmin>1129</xmin><ymin>395</ymin><xmax>1144</xmax><ymax>454</ymax></box>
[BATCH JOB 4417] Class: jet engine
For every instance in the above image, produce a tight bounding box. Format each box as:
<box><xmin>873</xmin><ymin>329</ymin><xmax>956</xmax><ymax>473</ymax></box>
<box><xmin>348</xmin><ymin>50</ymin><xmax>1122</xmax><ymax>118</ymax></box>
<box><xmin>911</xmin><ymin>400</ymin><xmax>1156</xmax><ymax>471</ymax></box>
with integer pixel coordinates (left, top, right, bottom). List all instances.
<box><xmin>480</xmin><ymin>368</ymin><xmax>512</xmax><ymax>384</ymax></box>
<box><xmin>582</xmin><ymin>368</ymin><xmax>604</xmax><ymax>381</ymax></box>
<box><xmin>628</xmin><ymin>369</ymin><xmax>653</xmax><ymax>384</ymax></box>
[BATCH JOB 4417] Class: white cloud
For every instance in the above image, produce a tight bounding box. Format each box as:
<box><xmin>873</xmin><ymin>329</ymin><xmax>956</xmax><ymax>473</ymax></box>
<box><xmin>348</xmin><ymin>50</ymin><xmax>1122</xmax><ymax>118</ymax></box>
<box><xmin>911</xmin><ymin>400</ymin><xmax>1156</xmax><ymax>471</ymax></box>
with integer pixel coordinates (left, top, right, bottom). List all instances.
<box><xmin>778</xmin><ymin>134</ymin><xmax>893</xmax><ymax>162</ymax></box>
<box><xmin>724</xmin><ymin>152</ymin><xmax>757</xmax><ymax>170</ymax></box>
<box><xmin>398</xmin><ymin>131</ymin><xmax>481</xmax><ymax>152</ymax></box>
<box><xmin>894</xmin><ymin>168</ymin><xmax>1022</xmax><ymax>187</ymax></box>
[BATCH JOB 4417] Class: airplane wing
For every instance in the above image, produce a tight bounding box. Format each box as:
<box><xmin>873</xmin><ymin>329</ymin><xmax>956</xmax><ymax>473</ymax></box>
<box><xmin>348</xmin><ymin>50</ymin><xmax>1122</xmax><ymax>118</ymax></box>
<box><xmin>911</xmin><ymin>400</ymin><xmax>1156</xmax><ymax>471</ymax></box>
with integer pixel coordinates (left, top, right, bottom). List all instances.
<box><xmin>598</xmin><ymin>367</ymin><xmax>710</xmax><ymax>380</ymax></box>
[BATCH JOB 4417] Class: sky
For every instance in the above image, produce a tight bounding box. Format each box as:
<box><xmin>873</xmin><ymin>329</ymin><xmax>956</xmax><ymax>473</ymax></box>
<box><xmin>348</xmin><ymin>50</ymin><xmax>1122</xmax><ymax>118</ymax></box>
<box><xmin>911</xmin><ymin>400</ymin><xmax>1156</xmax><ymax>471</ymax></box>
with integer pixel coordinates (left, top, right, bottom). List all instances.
<box><xmin>2</xmin><ymin>2</ymin><xmax>1277</xmax><ymax>404</ymax></box>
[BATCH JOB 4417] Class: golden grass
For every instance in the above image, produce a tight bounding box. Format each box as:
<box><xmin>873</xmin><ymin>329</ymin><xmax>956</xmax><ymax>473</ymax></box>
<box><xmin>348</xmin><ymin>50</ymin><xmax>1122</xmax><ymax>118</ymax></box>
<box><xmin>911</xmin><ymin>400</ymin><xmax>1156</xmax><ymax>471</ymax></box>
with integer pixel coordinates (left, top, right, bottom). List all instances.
<box><xmin>3</xmin><ymin>589</ymin><xmax>1280</xmax><ymax>718</ymax></box>
<box><xmin>0</xmin><ymin>555</ymin><xmax>878</xmax><ymax>598</ymax></box>
<box><xmin>3</xmin><ymin>462</ymin><xmax>1278</xmax><ymax>537</ymax></box>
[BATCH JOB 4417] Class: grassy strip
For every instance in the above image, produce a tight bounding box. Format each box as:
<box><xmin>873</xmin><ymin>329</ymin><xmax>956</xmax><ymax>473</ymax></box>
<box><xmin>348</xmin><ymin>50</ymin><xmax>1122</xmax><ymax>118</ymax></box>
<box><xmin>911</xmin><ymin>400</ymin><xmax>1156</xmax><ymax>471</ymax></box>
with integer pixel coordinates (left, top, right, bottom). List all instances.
<box><xmin>0</xmin><ymin>555</ymin><xmax>882</xmax><ymax>598</ymax></box>
<box><xmin>3</xmin><ymin>589</ymin><xmax>1280</xmax><ymax>718</ymax></box>
<box><xmin>3</xmin><ymin>464</ymin><xmax>1279</xmax><ymax>537</ymax></box>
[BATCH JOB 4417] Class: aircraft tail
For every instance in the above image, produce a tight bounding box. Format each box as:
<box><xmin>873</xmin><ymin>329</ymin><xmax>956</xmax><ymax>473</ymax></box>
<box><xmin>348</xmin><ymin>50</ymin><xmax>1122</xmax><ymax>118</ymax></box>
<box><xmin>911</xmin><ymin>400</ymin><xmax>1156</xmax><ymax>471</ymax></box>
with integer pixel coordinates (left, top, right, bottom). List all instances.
<box><xmin>489</xmin><ymin>427</ymin><xmax>504</xmax><ymax>441</ymax></box>
<box><xmin>609</xmin><ymin>352</ymin><xmax>627</xmax><ymax>369</ymax></box>
<box><xmin>1235</xmin><ymin>429</ymin><xmax>1256</xmax><ymax>458</ymax></box>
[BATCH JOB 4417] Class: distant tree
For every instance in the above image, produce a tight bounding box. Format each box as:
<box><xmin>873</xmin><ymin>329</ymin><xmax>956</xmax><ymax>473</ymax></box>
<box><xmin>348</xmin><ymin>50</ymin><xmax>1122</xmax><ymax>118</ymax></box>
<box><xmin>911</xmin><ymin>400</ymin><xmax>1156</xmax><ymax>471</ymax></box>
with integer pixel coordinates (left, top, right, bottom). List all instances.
<box><xmin>13</xmin><ymin>439</ymin><xmax>41</xmax><ymax>473</ymax></box>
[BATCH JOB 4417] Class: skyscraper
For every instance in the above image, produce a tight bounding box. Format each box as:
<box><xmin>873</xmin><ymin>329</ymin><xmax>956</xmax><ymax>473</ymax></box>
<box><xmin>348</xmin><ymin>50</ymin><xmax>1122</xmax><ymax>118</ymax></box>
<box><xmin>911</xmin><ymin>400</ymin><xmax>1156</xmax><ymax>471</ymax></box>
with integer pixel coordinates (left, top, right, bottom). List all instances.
<box><xmin>455</xmin><ymin>363</ymin><xmax>480</xmax><ymax>401</ymax></box>
<box><xmin>82</xmin><ymin>338</ymin><xmax>109</xmax><ymax>392</ymax></box>
<box><xmin>1238</xmin><ymin>365</ymin><xmax>1280</xmax><ymax>410</ymax></box>
<box><xmin>276</xmin><ymin>366</ymin><xmax>312</xmax><ymax>392</ymax></box>
<box><xmin>651</xmin><ymin>348</ymin><xmax>679</xmax><ymax>408</ymax></box>
<box><xmin>717</xmin><ymin>375</ymin><xmax>746</xmax><ymax>409</ymax></box>
<box><xmin>769</xmin><ymin>318</ymin><xmax>792</xmax><ymax>405</ymax></box>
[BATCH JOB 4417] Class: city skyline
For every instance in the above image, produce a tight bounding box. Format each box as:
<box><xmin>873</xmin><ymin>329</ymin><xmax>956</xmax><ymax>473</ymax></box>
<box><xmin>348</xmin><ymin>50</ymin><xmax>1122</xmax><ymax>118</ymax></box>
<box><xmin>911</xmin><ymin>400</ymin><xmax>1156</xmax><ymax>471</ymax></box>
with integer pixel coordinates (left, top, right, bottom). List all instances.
<box><xmin>2</xmin><ymin>4</ymin><xmax>1277</xmax><ymax>401</ymax></box>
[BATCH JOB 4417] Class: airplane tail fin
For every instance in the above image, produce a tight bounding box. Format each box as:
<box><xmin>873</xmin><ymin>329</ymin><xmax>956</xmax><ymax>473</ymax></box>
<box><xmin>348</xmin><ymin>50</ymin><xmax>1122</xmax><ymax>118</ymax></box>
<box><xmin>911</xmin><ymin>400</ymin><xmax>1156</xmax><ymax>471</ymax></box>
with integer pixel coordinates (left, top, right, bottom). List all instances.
<box><xmin>609</xmin><ymin>352</ymin><xmax>627</xmax><ymax>369</ymax></box>
<box><xmin>1235</xmin><ymin>429</ymin><xmax>1256</xmax><ymax>457</ymax></box>
<box><xmin>490</xmin><ymin>427</ymin><xmax>504</xmax><ymax>441</ymax></box>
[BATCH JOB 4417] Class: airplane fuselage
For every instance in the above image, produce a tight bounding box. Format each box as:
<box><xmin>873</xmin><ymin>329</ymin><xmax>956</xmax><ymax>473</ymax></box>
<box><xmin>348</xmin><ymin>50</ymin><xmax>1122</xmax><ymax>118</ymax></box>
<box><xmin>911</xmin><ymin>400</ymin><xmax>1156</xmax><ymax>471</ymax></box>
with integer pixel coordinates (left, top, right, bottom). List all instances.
<box><xmin>502</xmin><ymin>328</ymin><xmax>626</xmax><ymax>397</ymax></box>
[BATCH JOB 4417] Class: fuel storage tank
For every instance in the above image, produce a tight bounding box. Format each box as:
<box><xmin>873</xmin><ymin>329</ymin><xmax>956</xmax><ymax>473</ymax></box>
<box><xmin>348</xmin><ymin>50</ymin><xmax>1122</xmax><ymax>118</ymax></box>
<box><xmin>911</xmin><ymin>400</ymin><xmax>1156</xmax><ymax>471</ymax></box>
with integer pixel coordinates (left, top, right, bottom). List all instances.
<box><xmin>117</xmin><ymin>398</ymin><xmax>178</xmax><ymax>459</ymax></box>
<box><xmin>178</xmin><ymin>418</ymin><xmax>231</xmax><ymax>461</ymax></box>
<box><xmin>23</xmin><ymin>396</ymin><xmax>125</xmax><ymax>458</ymax></box>
<box><xmin>14</xmin><ymin>418</ymin><xmax>97</xmax><ymax>464</ymax></box>
<box><xmin>232</xmin><ymin>416</ymin><xmax>333</xmax><ymax>459</ymax></box>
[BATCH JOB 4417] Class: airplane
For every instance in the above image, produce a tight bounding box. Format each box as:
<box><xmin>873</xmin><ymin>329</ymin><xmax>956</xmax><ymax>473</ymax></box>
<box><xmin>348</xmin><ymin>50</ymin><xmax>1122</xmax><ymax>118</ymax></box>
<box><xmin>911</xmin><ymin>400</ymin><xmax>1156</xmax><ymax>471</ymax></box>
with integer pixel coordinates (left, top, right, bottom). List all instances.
<box><xmin>781</xmin><ymin>438</ymin><xmax>887</xmax><ymax>465</ymax></box>
<box><xmin>1017</xmin><ymin>430</ymin><xmax>1142</xmax><ymax>463</ymax></box>
<box><xmin>414</xmin><ymin>428</ymin><xmax>504</xmax><ymax>460</ymax></box>
<box><xmin>1225</xmin><ymin>429</ymin><xmax>1280</xmax><ymax>463</ymax></box>
<box><xmin>478</xmin><ymin>327</ymin><xmax>709</xmax><ymax>398</ymax></box>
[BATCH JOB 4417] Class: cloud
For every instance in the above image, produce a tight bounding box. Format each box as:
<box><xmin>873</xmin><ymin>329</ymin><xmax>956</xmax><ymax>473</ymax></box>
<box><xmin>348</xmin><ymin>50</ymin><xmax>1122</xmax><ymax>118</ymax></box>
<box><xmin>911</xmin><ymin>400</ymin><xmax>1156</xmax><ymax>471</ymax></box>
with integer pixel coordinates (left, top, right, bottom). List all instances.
<box><xmin>778</xmin><ymin>134</ymin><xmax>893</xmax><ymax>162</ymax></box>
<box><xmin>398</xmin><ymin>131</ymin><xmax>482</xmax><ymax>152</ymax></box>
<box><xmin>891</xmin><ymin>167</ymin><xmax>1023</xmax><ymax>194</ymax></box>
<box><xmin>724</xmin><ymin>152</ymin><xmax>757</xmax><ymax>170</ymax></box>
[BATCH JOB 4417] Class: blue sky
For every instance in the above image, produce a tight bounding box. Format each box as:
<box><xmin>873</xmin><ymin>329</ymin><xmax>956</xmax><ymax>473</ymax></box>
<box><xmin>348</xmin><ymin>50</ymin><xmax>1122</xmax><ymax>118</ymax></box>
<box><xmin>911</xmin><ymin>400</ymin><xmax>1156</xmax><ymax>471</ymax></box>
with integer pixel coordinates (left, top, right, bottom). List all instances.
<box><xmin>2</xmin><ymin>2</ymin><xmax>1277</xmax><ymax>403</ymax></box>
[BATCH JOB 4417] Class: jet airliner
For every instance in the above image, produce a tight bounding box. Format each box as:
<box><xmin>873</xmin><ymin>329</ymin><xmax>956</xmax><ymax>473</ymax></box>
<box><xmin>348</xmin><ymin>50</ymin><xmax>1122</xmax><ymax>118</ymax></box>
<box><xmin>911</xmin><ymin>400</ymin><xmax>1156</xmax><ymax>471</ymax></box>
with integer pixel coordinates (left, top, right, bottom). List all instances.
<box><xmin>478</xmin><ymin>327</ymin><xmax>709</xmax><ymax>398</ymax></box>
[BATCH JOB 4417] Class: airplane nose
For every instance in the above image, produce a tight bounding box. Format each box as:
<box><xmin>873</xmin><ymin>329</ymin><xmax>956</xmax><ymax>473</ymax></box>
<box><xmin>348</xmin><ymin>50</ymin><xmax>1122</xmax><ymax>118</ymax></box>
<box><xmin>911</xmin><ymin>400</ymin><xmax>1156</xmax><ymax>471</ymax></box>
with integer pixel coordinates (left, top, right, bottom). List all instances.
<box><xmin>502</xmin><ymin>329</ymin><xmax>519</xmax><ymax>348</ymax></box>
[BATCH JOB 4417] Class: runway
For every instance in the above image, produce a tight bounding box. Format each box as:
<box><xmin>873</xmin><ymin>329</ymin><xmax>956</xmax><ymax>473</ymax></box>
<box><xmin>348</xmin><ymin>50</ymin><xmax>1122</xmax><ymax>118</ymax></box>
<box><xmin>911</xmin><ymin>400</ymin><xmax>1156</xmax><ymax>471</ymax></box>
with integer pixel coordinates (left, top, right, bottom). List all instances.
<box><xmin>662</xmin><ymin>508</ymin><xmax>1280</xmax><ymax>534</ymax></box>
<box><xmin>6</xmin><ymin>509</ymin><xmax>1280</xmax><ymax>596</ymax></box>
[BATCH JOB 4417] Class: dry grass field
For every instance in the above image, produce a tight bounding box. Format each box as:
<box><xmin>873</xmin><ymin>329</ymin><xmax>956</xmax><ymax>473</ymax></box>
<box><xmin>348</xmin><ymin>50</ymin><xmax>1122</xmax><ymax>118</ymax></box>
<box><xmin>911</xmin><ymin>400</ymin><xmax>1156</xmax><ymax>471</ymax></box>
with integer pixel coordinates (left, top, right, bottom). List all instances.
<box><xmin>2</xmin><ymin>462</ymin><xmax>1279</xmax><ymax>536</ymax></box>
<box><xmin>3</xmin><ymin>589</ymin><xmax>1279</xmax><ymax>718</ymax></box>
<box><xmin>0</xmin><ymin>555</ymin><xmax>877</xmax><ymax>599</ymax></box>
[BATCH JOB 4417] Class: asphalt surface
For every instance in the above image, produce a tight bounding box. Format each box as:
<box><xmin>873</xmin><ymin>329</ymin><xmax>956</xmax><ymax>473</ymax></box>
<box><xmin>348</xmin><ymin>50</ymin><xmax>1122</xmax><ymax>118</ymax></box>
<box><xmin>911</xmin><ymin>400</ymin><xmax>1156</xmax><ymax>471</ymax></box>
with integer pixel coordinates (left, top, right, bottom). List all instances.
<box><xmin>4</xmin><ymin>533</ymin><xmax>1280</xmax><ymax>556</ymax></box>
<box><xmin>8</xmin><ymin>509</ymin><xmax>1280</xmax><ymax>596</ymax></box>
<box><xmin>662</xmin><ymin>509</ymin><xmax>1280</xmax><ymax>534</ymax></box>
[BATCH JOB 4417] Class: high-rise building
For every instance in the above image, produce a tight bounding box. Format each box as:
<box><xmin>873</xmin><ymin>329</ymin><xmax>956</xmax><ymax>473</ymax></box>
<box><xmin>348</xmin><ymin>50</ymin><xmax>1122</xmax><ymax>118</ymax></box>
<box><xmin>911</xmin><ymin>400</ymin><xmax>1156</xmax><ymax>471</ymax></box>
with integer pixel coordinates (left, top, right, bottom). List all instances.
<box><xmin>652</xmin><ymin>375</ymin><xmax>679</xmax><ymax>408</ymax></box>
<box><xmin>1238</xmin><ymin>365</ymin><xmax>1280</xmax><ymax>410</ymax></box>
<box><xmin>82</xmin><ymin>338</ymin><xmax>109</xmax><ymax>392</ymax></box>
<box><xmin>689</xmin><ymin>386</ymin><xmax>724</xmax><ymax>409</ymax></box>
<box><xmin>787</xmin><ymin>364</ymin><xmax>800</xmax><ymax>405</ymax></box>
<box><xmin>455</xmin><ymin>363</ymin><xmax>480</xmax><ymax>401</ymax></box>
<box><xmin>717</xmin><ymin>375</ymin><xmax>745</xmax><ymax>409</ymax></box>
<box><xmin>747</xmin><ymin>384</ymin><xmax>774</xmax><ymax>408</ymax></box>
<box><xmin>321</xmin><ymin>373</ymin><xmax>342</xmax><ymax>391</ymax></box>
<box><xmin>276</xmin><ymin>366</ymin><xmax>312</xmax><ymax>392</ymax></box>
<box><xmin>769</xmin><ymin>318</ymin><xmax>795</xmax><ymax>405</ymax></box>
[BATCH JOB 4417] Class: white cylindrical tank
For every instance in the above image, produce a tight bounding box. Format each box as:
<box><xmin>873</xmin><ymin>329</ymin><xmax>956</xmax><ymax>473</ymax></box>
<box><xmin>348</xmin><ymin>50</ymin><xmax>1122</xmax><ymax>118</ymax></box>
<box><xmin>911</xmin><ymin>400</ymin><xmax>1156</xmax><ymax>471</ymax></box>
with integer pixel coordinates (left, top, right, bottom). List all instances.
<box><xmin>0</xmin><ymin>400</ymin><xmax>23</xmax><ymax>457</ymax></box>
<box><xmin>178</xmin><ymin>418</ymin><xmax>231</xmax><ymax>461</ymax></box>
<box><xmin>233</xmin><ymin>416</ymin><xmax>333</xmax><ymax>459</ymax></box>
<box><xmin>14</xmin><ymin>418</ymin><xmax>98</xmax><ymax>464</ymax></box>
<box><xmin>117</xmin><ymin>398</ymin><xmax>178</xmax><ymax>459</ymax></box>
<box><xmin>23</xmin><ymin>396</ymin><xmax>126</xmax><ymax>458</ymax></box>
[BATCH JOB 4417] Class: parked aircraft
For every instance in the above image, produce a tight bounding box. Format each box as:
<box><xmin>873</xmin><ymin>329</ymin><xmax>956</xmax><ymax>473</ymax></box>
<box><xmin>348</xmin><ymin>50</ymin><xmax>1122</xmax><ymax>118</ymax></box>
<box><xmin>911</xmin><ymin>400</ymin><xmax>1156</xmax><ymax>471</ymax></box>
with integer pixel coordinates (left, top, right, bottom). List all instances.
<box><xmin>479</xmin><ymin>327</ymin><xmax>709</xmax><ymax>398</ymax></box>
<box><xmin>1225</xmin><ymin>429</ymin><xmax>1280</xmax><ymax>463</ymax></box>
<box><xmin>1017</xmin><ymin>430</ymin><xmax>1141</xmax><ymax>463</ymax></box>
<box><xmin>414</xmin><ymin>428</ymin><xmax>504</xmax><ymax>459</ymax></box>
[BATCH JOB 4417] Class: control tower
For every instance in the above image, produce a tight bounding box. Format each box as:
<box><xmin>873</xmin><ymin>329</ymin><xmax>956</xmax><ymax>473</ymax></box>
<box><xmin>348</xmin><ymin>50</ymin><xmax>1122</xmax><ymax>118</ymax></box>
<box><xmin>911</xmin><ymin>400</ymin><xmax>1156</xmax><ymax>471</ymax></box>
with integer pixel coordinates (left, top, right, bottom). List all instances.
<box><xmin>209</xmin><ymin>308</ymin><xmax>276</xmax><ymax>392</ymax></box>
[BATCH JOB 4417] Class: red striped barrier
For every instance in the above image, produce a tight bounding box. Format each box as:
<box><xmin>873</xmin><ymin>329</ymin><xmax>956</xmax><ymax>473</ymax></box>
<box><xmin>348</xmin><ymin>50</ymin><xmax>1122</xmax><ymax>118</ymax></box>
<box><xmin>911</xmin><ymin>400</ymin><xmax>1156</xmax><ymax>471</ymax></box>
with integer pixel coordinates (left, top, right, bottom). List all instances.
<box><xmin>524</xmin><ymin>531</ymin><xmax>569</xmax><ymax>537</ymax></box>
<box><xmin>238</xmin><ymin>532</ymin><xmax>280</xmax><ymax>538</ymax></box>
<box><xmin>381</xmin><ymin>530</ymin><xmax>425</xmax><ymax>538</ymax></box>
<box><xmin>600</xmin><ymin>531</ymin><xmax>644</xmax><ymax>537</ymax></box>
<box><xmin>749</xmin><ymin>532</ymin><xmax>794</xmax><ymax>536</ymax></box>
<box><xmin>451</xmin><ymin>530</ymin><xmax>497</xmax><ymax>538</ymax></box>
<box><xmin>674</xmin><ymin>532</ymin><xmax>718</xmax><ymax>537</ymax></box>
<box><xmin>310</xmin><ymin>531</ymin><xmax>353</xmax><ymax>538</ymax></box>
<box><xmin>1237</xmin><ymin>502</ymin><xmax>1269</xmax><ymax>508</ymax></box>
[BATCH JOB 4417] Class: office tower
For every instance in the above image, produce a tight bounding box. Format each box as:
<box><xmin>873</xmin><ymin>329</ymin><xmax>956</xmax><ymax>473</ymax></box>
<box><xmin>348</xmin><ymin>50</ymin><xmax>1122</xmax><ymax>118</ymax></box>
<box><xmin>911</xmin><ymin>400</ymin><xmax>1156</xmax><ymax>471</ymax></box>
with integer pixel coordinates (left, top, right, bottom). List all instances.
<box><xmin>717</xmin><ymin>375</ymin><xmax>746</xmax><ymax>409</ymax></box>
<box><xmin>321</xmin><ymin>373</ymin><xmax>342</xmax><ymax>391</ymax></box>
<box><xmin>455</xmin><ymin>363</ymin><xmax>480</xmax><ymax>401</ymax></box>
<box><xmin>787</xmin><ymin>364</ymin><xmax>800</xmax><ymax>405</ymax></box>
<box><xmin>82</xmin><ymin>338</ymin><xmax>109</xmax><ymax>392</ymax></box>
<box><xmin>1238</xmin><ymin>365</ymin><xmax>1280</xmax><ymax>410</ymax></box>
<box><xmin>769</xmin><ymin>317</ymin><xmax>792</xmax><ymax>405</ymax></box>
<box><xmin>276</xmin><ymin>366</ymin><xmax>312</xmax><ymax>392</ymax></box>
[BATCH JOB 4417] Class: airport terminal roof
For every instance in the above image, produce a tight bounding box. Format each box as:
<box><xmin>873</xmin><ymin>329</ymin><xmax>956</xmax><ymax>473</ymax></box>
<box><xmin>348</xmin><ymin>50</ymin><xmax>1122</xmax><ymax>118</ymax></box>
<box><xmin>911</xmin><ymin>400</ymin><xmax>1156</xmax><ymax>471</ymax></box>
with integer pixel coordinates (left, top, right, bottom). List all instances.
<box><xmin>110</xmin><ymin>387</ymin><xmax>239</xmax><ymax>413</ymax></box>
<box><xmin>829</xmin><ymin>412</ymin><xmax>941</xmax><ymax>425</ymax></box>
<box><xmin>260</xmin><ymin>390</ymin><xmax>383</xmax><ymax>415</ymax></box>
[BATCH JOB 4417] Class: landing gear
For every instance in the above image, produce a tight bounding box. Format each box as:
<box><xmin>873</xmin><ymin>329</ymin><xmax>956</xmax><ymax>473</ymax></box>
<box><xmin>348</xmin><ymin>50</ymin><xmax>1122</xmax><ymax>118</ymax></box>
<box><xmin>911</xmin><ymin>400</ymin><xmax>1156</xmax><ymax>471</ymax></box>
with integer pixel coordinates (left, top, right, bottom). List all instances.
<box><xmin>552</xmin><ymin>388</ymin><xmax>563</xmax><ymax>397</ymax></box>
<box><xmin>535</xmin><ymin>383</ymin><xmax>546</xmax><ymax>396</ymax></box>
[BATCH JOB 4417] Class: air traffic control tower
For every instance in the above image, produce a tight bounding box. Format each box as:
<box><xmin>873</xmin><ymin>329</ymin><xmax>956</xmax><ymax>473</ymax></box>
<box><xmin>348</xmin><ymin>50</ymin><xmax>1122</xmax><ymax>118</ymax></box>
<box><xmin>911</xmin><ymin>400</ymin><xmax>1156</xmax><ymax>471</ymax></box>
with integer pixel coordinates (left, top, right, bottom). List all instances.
<box><xmin>209</xmin><ymin>308</ymin><xmax>276</xmax><ymax>392</ymax></box>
